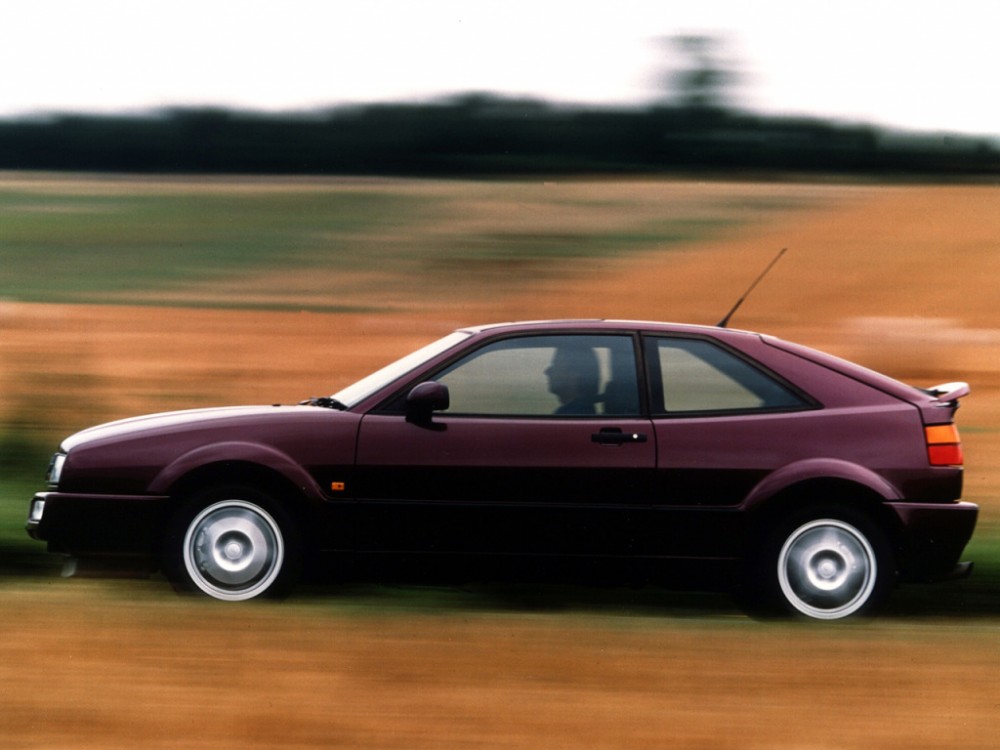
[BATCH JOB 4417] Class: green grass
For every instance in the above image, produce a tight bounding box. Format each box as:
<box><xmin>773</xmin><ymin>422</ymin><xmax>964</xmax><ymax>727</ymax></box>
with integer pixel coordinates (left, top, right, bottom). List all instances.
<box><xmin>0</xmin><ymin>188</ymin><xmax>427</xmax><ymax>305</ymax></box>
<box><xmin>0</xmin><ymin>177</ymin><xmax>811</xmax><ymax>310</ymax></box>
<box><xmin>0</xmin><ymin>477</ymin><xmax>58</xmax><ymax>577</ymax></box>
<box><xmin>0</xmin><ymin>420</ymin><xmax>59</xmax><ymax>574</ymax></box>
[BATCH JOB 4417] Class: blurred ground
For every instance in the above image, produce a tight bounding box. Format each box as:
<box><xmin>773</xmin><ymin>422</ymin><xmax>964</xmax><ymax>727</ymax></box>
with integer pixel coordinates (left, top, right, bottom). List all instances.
<box><xmin>2</xmin><ymin>179</ymin><xmax>999</xmax><ymax>748</ymax></box>
<box><xmin>2</xmin><ymin>582</ymin><xmax>999</xmax><ymax>750</ymax></box>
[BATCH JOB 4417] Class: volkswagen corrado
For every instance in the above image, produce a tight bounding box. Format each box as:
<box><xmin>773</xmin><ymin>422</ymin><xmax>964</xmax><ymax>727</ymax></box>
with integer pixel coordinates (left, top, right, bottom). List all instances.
<box><xmin>27</xmin><ymin>320</ymin><xmax>977</xmax><ymax>619</ymax></box>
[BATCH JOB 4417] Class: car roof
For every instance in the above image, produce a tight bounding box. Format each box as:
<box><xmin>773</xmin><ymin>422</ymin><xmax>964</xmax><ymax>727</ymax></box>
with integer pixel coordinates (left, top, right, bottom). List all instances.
<box><xmin>457</xmin><ymin>319</ymin><xmax>761</xmax><ymax>340</ymax></box>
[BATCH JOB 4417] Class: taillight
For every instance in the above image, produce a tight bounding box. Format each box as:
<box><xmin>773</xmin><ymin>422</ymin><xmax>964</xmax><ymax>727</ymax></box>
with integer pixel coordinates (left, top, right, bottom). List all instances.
<box><xmin>925</xmin><ymin>424</ymin><xmax>963</xmax><ymax>466</ymax></box>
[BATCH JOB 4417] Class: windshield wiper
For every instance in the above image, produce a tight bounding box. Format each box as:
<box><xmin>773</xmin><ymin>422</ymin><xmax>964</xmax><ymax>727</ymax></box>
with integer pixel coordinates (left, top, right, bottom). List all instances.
<box><xmin>299</xmin><ymin>396</ymin><xmax>348</xmax><ymax>410</ymax></box>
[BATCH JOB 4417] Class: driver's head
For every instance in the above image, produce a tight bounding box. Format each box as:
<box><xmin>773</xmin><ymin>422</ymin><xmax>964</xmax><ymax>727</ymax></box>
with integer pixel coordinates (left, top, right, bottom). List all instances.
<box><xmin>546</xmin><ymin>345</ymin><xmax>600</xmax><ymax>405</ymax></box>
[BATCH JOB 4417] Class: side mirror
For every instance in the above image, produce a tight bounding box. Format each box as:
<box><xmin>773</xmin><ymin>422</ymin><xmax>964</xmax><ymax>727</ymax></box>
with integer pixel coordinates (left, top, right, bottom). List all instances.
<box><xmin>406</xmin><ymin>381</ymin><xmax>449</xmax><ymax>423</ymax></box>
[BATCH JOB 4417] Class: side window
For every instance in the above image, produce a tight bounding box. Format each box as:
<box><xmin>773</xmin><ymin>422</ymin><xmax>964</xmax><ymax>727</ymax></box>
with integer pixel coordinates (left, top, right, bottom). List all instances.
<box><xmin>435</xmin><ymin>335</ymin><xmax>640</xmax><ymax>417</ymax></box>
<box><xmin>648</xmin><ymin>337</ymin><xmax>807</xmax><ymax>414</ymax></box>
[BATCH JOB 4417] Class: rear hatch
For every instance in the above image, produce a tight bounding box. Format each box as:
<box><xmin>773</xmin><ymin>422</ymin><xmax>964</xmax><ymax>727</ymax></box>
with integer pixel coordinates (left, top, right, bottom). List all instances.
<box><xmin>763</xmin><ymin>335</ymin><xmax>968</xmax><ymax>467</ymax></box>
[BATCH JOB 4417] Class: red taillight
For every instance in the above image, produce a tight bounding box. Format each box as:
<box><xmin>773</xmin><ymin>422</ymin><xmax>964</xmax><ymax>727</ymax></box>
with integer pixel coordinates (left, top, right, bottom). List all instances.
<box><xmin>925</xmin><ymin>424</ymin><xmax>963</xmax><ymax>466</ymax></box>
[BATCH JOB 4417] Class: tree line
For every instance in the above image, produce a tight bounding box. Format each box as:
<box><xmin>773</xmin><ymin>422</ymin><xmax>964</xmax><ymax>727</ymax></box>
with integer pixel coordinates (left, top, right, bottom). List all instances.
<box><xmin>0</xmin><ymin>95</ymin><xmax>996</xmax><ymax>177</ymax></box>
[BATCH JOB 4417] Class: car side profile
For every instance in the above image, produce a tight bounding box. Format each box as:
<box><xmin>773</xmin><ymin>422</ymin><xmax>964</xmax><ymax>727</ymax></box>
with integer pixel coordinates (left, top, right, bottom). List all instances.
<box><xmin>27</xmin><ymin>320</ymin><xmax>976</xmax><ymax>619</ymax></box>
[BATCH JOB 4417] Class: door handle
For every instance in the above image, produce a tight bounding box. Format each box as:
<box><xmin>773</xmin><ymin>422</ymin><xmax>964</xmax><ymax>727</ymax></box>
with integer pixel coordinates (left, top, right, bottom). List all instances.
<box><xmin>591</xmin><ymin>428</ymin><xmax>648</xmax><ymax>445</ymax></box>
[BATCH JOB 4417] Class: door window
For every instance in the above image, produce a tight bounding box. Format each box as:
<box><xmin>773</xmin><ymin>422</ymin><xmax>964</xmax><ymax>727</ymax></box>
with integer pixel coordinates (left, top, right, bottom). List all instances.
<box><xmin>435</xmin><ymin>334</ymin><xmax>640</xmax><ymax>417</ymax></box>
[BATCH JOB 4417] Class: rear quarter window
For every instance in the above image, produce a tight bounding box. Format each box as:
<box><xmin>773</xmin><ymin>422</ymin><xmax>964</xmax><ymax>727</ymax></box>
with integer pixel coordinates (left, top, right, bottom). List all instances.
<box><xmin>647</xmin><ymin>337</ymin><xmax>809</xmax><ymax>415</ymax></box>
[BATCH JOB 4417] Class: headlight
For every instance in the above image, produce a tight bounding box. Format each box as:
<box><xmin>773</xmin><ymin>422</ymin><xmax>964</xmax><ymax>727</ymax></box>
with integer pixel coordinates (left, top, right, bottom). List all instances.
<box><xmin>47</xmin><ymin>453</ymin><xmax>67</xmax><ymax>487</ymax></box>
<box><xmin>29</xmin><ymin>497</ymin><xmax>46</xmax><ymax>524</ymax></box>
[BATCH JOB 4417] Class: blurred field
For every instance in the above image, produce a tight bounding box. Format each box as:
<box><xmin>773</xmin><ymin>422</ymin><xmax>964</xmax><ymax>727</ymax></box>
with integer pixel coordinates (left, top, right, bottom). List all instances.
<box><xmin>3</xmin><ymin>582</ymin><xmax>999</xmax><ymax>750</ymax></box>
<box><xmin>2</xmin><ymin>174</ymin><xmax>1000</xmax><ymax>748</ymax></box>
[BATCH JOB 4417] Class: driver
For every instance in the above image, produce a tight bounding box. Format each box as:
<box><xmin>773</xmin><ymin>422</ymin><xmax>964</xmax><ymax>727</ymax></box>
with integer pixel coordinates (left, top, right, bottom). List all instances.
<box><xmin>545</xmin><ymin>345</ymin><xmax>600</xmax><ymax>415</ymax></box>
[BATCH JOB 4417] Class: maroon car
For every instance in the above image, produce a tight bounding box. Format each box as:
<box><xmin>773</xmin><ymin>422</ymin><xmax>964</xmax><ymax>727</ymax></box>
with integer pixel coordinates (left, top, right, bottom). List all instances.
<box><xmin>26</xmin><ymin>320</ymin><xmax>976</xmax><ymax>619</ymax></box>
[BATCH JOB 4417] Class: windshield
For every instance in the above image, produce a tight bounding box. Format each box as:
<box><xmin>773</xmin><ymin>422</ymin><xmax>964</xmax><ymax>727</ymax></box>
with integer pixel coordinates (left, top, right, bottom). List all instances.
<box><xmin>330</xmin><ymin>331</ymin><xmax>472</xmax><ymax>408</ymax></box>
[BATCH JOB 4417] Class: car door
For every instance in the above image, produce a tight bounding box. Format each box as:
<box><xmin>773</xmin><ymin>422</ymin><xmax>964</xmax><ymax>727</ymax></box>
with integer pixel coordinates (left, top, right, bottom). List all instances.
<box><xmin>352</xmin><ymin>333</ymin><xmax>655</xmax><ymax>557</ymax></box>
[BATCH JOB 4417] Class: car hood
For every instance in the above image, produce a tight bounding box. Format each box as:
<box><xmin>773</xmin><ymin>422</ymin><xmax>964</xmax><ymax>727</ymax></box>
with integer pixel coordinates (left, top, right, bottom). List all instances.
<box><xmin>61</xmin><ymin>405</ymin><xmax>343</xmax><ymax>452</ymax></box>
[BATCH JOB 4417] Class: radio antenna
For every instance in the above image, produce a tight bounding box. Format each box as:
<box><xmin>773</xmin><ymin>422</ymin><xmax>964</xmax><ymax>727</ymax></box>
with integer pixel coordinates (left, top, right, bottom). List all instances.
<box><xmin>716</xmin><ymin>247</ymin><xmax>787</xmax><ymax>328</ymax></box>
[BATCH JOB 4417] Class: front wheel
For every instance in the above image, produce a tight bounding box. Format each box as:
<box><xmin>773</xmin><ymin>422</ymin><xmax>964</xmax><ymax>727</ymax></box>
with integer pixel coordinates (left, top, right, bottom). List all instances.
<box><xmin>164</xmin><ymin>486</ymin><xmax>301</xmax><ymax>601</ymax></box>
<box><xmin>749</xmin><ymin>508</ymin><xmax>894</xmax><ymax>620</ymax></box>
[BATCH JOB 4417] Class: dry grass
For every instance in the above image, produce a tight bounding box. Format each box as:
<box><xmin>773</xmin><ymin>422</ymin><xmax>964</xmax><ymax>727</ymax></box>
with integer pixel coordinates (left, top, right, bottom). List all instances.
<box><xmin>2</xmin><ymin>583</ymin><xmax>999</xmax><ymax>750</ymax></box>
<box><xmin>2</xmin><ymin>178</ymin><xmax>1000</xmax><ymax>749</ymax></box>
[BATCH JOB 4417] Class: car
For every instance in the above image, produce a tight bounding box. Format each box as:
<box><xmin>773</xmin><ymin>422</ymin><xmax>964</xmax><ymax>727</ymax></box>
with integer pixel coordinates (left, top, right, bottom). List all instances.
<box><xmin>26</xmin><ymin>319</ymin><xmax>976</xmax><ymax>619</ymax></box>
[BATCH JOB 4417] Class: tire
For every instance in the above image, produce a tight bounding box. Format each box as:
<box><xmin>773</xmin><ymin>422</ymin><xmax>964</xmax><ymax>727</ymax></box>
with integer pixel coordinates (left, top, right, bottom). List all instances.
<box><xmin>163</xmin><ymin>485</ymin><xmax>302</xmax><ymax>601</ymax></box>
<box><xmin>748</xmin><ymin>506</ymin><xmax>894</xmax><ymax>621</ymax></box>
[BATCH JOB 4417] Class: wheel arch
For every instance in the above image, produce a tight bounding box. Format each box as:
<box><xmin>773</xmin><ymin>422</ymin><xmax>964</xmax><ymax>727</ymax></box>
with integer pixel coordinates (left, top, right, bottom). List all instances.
<box><xmin>743</xmin><ymin>458</ymin><xmax>901</xmax><ymax>510</ymax></box>
<box><xmin>742</xmin><ymin>464</ymin><xmax>905</xmax><ymax>556</ymax></box>
<box><xmin>151</xmin><ymin>442</ymin><xmax>326</xmax><ymax>503</ymax></box>
<box><xmin>158</xmin><ymin>456</ymin><xmax>324</xmax><ymax>548</ymax></box>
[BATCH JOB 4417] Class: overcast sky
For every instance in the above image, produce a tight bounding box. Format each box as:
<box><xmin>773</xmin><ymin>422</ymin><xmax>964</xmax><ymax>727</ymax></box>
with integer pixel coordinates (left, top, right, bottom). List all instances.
<box><xmin>2</xmin><ymin>0</ymin><xmax>998</xmax><ymax>136</ymax></box>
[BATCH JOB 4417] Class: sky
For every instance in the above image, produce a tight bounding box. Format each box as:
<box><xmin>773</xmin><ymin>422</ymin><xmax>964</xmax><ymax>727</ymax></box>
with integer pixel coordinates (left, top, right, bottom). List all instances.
<box><xmin>2</xmin><ymin>0</ymin><xmax>998</xmax><ymax>136</ymax></box>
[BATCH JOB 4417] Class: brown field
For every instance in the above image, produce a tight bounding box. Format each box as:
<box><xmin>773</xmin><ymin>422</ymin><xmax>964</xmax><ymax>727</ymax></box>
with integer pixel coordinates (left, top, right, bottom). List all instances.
<box><xmin>2</xmin><ymin>179</ymin><xmax>999</xmax><ymax>749</ymax></box>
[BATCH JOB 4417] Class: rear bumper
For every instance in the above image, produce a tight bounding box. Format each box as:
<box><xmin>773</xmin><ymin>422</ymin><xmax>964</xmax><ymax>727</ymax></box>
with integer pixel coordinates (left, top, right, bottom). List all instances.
<box><xmin>886</xmin><ymin>500</ymin><xmax>978</xmax><ymax>582</ymax></box>
<box><xmin>27</xmin><ymin>491</ymin><xmax>171</xmax><ymax>557</ymax></box>
<box><xmin>934</xmin><ymin>560</ymin><xmax>974</xmax><ymax>582</ymax></box>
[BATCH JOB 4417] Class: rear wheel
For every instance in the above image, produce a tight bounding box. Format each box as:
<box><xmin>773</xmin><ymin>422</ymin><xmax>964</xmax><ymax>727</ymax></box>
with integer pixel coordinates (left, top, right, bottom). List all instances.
<box><xmin>748</xmin><ymin>507</ymin><xmax>894</xmax><ymax>620</ymax></box>
<box><xmin>164</xmin><ymin>485</ymin><xmax>301</xmax><ymax>601</ymax></box>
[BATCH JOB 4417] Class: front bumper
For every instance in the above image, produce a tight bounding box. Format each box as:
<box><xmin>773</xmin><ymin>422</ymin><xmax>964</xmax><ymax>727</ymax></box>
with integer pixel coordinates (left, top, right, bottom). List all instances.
<box><xmin>886</xmin><ymin>500</ymin><xmax>978</xmax><ymax>582</ymax></box>
<box><xmin>27</xmin><ymin>491</ymin><xmax>171</xmax><ymax>557</ymax></box>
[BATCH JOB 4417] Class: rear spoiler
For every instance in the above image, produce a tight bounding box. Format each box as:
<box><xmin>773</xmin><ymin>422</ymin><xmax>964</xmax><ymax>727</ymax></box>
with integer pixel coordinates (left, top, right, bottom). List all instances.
<box><xmin>924</xmin><ymin>381</ymin><xmax>970</xmax><ymax>408</ymax></box>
